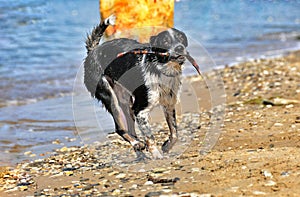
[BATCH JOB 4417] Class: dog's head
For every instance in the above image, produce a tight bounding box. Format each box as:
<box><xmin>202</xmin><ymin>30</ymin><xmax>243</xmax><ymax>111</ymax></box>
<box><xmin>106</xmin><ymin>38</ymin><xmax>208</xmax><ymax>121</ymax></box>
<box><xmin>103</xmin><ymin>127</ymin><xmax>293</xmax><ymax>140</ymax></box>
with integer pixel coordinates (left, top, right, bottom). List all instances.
<box><xmin>150</xmin><ymin>28</ymin><xmax>188</xmax><ymax>65</ymax></box>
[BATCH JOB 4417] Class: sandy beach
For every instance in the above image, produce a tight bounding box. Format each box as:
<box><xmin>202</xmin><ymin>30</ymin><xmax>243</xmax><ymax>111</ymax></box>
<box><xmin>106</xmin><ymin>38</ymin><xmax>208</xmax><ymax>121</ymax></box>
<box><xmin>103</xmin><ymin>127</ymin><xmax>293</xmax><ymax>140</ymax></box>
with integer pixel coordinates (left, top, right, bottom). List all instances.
<box><xmin>0</xmin><ymin>50</ymin><xmax>299</xmax><ymax>196</ymax></box>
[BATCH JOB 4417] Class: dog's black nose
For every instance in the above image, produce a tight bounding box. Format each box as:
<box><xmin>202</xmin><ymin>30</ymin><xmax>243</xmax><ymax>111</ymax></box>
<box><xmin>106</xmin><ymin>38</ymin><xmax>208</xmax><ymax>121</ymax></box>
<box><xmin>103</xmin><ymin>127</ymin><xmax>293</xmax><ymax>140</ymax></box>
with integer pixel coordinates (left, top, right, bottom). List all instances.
<box><xmin>174</xmin><ymin>45</ymin><xmax>185</xmax><ymax>53</ymax></box>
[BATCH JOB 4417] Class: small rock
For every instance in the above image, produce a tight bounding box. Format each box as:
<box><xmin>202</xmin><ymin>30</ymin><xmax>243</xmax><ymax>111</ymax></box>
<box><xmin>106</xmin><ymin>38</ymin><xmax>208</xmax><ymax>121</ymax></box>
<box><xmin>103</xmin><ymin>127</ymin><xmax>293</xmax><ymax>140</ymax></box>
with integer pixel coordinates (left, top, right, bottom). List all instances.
<box><xmin>144</xmin><ymin>181</ymin><xmax>154</xmax><ymax>185</ymax></box>
<box><xmin>253</xmin><ymin>190</ymin><xmax>266</xmax><ymax>195</ymax></box>
<box><xmin>60</xmin><ymin>146</ymin><xmax>69</xmax><ymax>152</ymax></box>
<box><xmin>152</xmin><ymin>168</ymin><xmax>167</xmax><ymax>173</ymax></box>
<box><xmin>274</xmin><ymin>123</ymin><xmax>283</xmax><ymax>127</ymax></box>
<box><xmin>280</xmin><ymin>171</ymin><xmax>289</xmax><ymax>177</ymax></box>
<box><xmin>145</xmin><ymin>191</ymin><xmax>162</xmax><ymax>197</ymax></box>
<box><xmin>111</xmin><ymin>189</ymin><xmax>121</xmax><ymax>195</ymax></box>
<box><xmin>285</xmin><ymin>104</ymin><xmax>294</xmax><ymax>108</ymax></box>
<box><xmin>116</xmin><ymin>173</ymin><xmax>126</xmax><ymax>179</ymax></box>
<box><xmin>64</xmin><ymin>171</ymin><xmax>74</xmax><ymax>176</ymax></box>
<box><xmin>265</xmin><ymin>180</ymin><xmax>277</xmax><ymax>186</ymax></box>
<box><xmin>65</xmin><ymin>164</ymin><xmax>73</xmax><ymax>168</ymax></box>
<box><xmin>82</xmin><ymin>184</ymin><xmax>93</xmax><ymax>191</ymax></box>
<box><xmin>80</xmin><ymin>178</ymin><xmax>89</xmax><ymax>182</ymax></box>
<box><xmin>262</xmin><ymin>170</ymin><xmax>273</xmax><ymax>178</ymax></box>
<box><xmin>108</xmin><ymin>171</ymin><xmax>118</xmax><ymax>176</ymax></box>
<box><xmin>24</xmin><ymin>151</ymin><xmax>32</xmax><ymax>156</ymax></box>
<box><xmin>161</xmin><ymin>188</ymin><xmax>172</xmax><ymax>193</ymax></box>
<box><xmin>191</xmin><ymin>168</ymin><xmax>200</xmax><ymax>172</ymax></box>
<box><xmin>19</xmin><ymin>185</ymin><xmax>28</xmax><ymax>191</ymax></box>
<box><xmin>3</xmin><ymin>174</ymin><xmax>10</xmax><ymax>178</ymax></box>
<box><xmin>52</xmin><ymin>139</ymin><xmax>61</xmax><ymax>144</ymax></box>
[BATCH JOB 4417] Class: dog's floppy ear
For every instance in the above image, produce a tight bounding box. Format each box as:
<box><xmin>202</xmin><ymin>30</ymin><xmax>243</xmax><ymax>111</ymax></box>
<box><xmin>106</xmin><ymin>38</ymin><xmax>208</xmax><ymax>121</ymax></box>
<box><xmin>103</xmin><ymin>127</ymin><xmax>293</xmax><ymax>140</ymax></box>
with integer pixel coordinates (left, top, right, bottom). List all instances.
<box><xmin>150</xmin><ymin>35</ymin><xmax>158</xmax><ymax>46</ymax></box>
<box><xmin>182</xmin><ymin>34</ymin><xmax>188</xmax><ymax>47</ymax></box>
<box><xmin>173</xmin><ymin>28</ymin><xmax>188</xmax><ymax>47</ymax></box>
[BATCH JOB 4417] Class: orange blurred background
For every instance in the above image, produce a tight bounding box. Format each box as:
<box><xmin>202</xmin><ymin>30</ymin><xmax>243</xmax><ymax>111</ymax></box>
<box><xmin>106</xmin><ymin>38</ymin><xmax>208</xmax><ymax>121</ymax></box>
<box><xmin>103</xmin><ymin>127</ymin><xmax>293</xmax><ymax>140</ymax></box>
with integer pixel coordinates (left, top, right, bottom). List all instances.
<box><xmin>100</xmin><ymin>0</ymin><xmax>174</xmax><ymax>40</ymax></box>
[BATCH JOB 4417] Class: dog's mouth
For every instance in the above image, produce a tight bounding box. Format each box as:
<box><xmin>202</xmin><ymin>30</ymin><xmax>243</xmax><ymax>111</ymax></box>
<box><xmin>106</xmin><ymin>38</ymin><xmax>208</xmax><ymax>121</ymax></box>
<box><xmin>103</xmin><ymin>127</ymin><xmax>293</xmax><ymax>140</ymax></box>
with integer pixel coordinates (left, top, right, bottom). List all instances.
<box><xmin>170</xmin><ymin>52</ymin><xmax>200</xmax><ymax>75</ymax></box>
<box><xmin>170</xmin><ymin>55</ymin><xmax>186</xmax><ymax>64</ymax></box>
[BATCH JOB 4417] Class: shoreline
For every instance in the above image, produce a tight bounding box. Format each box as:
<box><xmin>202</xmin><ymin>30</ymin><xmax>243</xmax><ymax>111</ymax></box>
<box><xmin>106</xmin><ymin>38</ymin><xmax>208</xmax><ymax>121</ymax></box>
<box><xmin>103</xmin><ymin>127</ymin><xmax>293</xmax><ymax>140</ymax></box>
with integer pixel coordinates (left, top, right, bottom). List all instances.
<box><xmin>1</xmin><ymin>50</ymin><xmax>300</xmax><ymax>196</ymax></box>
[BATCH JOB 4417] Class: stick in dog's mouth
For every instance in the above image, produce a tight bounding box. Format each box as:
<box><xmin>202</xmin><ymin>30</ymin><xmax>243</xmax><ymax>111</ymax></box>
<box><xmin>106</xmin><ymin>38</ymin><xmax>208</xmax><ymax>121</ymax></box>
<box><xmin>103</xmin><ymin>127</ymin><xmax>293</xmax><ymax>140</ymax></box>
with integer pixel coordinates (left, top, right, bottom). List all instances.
<box><xmin>117</xmin><ymin>49</ymin><xmax>201</xmax><ymax>75</ymax></box>
<box><xmin>185</xmin><ymin>52</ymin><xmax>201</xmax><ymax>75</ymax></box>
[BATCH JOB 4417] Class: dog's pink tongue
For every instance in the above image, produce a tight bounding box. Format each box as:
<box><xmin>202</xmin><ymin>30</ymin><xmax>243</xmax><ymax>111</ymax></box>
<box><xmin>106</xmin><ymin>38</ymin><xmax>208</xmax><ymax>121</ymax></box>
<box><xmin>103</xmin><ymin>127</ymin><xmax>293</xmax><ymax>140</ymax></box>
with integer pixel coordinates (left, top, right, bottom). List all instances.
<box><xmin>186</xmin><ymin>53</ymin><xmax>201</xmax><ymax>75</ymax></box>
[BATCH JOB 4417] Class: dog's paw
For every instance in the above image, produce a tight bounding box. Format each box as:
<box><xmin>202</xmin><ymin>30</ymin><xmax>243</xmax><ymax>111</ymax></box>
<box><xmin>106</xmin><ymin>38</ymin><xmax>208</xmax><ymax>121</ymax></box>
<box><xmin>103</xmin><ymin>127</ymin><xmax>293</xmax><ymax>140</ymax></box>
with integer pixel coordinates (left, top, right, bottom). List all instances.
<box><xmin>149</xmin><ymin>145</ymin><xmax>163</xmax><ymax>160</ymax></box>
<box><xmin>132</xmin><ymin>140</ymin><xmax>146</xmax><ymax>151</ymax></box>
<box><xmin>105</xmin><ymin>14</ymin><xmax>116</xmax><ymax>26</ymax></box>
<box><xmin>162</xmin><ymin>138</ymin><xmax>177</xmax><ymax>153</ymax></box>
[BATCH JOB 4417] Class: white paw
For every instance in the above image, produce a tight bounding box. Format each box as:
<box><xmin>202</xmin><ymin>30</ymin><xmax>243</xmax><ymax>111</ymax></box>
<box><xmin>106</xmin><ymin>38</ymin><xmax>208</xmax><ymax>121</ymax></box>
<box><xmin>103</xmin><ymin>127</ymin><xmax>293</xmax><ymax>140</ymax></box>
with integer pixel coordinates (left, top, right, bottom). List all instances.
<box><xmin>105</xmin><ymin>14</ymin><xmax>116</xmax><ymax>26</ymax></box>
<box><xmin>150</xmin><ymin>146</ymin><xmax>163</xmax><ymax>159</ymax></box>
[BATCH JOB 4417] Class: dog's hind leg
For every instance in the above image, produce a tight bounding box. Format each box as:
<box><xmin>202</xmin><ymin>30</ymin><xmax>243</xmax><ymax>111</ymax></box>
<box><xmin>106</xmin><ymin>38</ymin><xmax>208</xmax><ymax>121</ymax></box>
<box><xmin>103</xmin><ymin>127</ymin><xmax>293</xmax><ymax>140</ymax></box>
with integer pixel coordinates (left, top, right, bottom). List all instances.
<box><xmin>95</xmin><ymin>76</ymin><xmax>145</xmax><ymax>151</ymax></box>
<box><xmin>161</xmin><ymin>105</ymin><xmax>178</xmax><ymax>153</ymax></box>
<box><xmin>112</xmin><ymin>81</ymin><xmax>137</xmax><ymax>139</ymax></box>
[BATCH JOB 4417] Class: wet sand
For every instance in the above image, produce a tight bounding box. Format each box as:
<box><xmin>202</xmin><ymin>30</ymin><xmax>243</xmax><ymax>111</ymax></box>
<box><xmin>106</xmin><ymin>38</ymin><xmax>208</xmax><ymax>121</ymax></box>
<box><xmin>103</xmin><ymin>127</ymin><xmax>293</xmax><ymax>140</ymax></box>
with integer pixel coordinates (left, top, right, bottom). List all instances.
<box><xmin>0</xmin><ymin>51</ymin><xmax>300</xmax><ymax>196</ymax></box>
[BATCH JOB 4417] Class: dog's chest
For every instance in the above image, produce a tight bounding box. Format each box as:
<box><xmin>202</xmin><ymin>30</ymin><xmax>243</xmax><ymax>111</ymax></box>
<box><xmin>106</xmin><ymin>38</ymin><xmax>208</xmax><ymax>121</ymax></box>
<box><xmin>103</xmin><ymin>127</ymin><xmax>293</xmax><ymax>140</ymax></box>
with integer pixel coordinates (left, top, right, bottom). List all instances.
<box><xmin>145</xmin><ymin>72</ymin><xmax>182</xmax><ymax>106</ymax></box>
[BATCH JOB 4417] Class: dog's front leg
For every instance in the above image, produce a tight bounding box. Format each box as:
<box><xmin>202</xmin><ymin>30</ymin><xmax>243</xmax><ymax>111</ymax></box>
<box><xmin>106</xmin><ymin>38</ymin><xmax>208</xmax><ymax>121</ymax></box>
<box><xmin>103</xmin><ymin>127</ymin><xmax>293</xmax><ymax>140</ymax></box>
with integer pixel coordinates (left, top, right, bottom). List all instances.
<box><xmin>162</xmin><ymin>105</ymin><xmax>178</xmax><ymax>153</ymax></box>
<box><xmin>136</xmin><ymin>109</ymin><xmax>163</xmax><ymax>159</ymax></box>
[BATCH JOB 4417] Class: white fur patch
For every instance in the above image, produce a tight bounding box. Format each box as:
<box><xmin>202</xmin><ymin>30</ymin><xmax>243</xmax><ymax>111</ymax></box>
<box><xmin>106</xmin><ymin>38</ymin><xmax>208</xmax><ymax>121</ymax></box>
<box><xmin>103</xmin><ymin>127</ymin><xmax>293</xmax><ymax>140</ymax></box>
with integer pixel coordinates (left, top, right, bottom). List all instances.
<box><xmin>167</xmin><ymin>29</ymin><xmax>175</xmax><ymax>40</ymax></box>
<box><xmin>144</xmin><ymin>71</ymin><xmax>182</xmax><ymax>108</ymax></box>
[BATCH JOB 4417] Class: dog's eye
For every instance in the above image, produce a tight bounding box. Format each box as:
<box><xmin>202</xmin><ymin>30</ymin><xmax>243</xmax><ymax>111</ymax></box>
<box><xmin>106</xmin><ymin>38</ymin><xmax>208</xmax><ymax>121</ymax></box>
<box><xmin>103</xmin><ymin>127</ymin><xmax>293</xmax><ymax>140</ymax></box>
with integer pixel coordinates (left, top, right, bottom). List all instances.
<box><xmin>162</xmin><ymin>37</ymin><xmax>171</xmax><ymax>48</ymax></box>
<box><xmin>175</xmin><ymin>34</ymin><xmax>183</xmax><ymax>42</ymax></box>
<box><xmin>174</xmin><ymin>33</ymin><xmax>187</xmax><ymax>45</ymax></box>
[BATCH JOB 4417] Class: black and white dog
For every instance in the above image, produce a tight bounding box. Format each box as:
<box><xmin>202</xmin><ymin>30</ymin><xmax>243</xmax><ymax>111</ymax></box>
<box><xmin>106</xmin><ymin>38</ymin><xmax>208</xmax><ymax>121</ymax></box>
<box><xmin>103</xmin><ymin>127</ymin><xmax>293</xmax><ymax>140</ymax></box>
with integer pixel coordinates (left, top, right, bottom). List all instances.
<box><xmin>84</xmin><ymin>15</ymin><xmax>200</xmax><ymax>159</ymax></box>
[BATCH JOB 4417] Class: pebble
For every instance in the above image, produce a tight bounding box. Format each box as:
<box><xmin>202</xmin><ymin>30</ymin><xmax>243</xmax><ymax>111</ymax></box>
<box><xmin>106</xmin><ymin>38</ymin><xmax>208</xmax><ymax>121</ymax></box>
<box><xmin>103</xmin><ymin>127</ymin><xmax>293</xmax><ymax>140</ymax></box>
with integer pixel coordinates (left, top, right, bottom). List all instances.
<box><xmin>191</xmin><ymin>168</ymin><xmax>200</xmax><ymax>172</ymax></box>
<box><xmin>285</xmin><ymin>104</ymin><xmax>294</xmax><ymax>108</ymax></box>
<box><xmin>262</xmin><ymin>170</ymin><xmax>273</xmax><ymax>178</ymax></box>
<box><xmin>64</xmin><ymin>171</ymin><xmax>74</xmax><ymax>176</ymax></box>
<box><xmin>144</xmin><ymin>181</ymin><xmax>154</xmax><ymax>185</ymax></box>
<box><xmin>145</xmin><ymin>191</ymin><xmax>162</xmax><ymax>197</ymax></box>
<box><xmin>273</xmin><ymin>123</ymin><xmax>283</xmax><ymax>127</ymax></box>
<box><xmin>115</xmin><ymin>173</ymin><xmax>126</xmax><ymax>179</ymax></box>
<box><xmin>280</xmin><ymin>171</ymin><xmax>289</xmax><ymax>177</ymax></box>
<box><xmin>161</xmin><ymin>188</ymin><xmax>172</xmax><ymax>193</ymax></box>
<box><xmin>24</xmin><ymin>151</ymin><xmax>32</xmax><ymax>156</ymax></box>
<box><xmin>111</xmin><ymin>189</ymin><xmax>121</xmax><ymax>195</ymax></box>
<box><xmin>265</xmin><ymin>180</ymin><xmax>277</xmax><ymax>186</ymax></box>
<box><xmin>252</xmin><ymin>190</ymin><xmax>267</xmax><ymax>195</ymax></box>
<box><xmin>152</xmin><ymin>168</ymin><xmax>167</xmax><ymax>173</ymax></box>
<box><xmin>19</xmin><ymin>185</ymin><xmax>28</xmax><ymax>191</ymax></box>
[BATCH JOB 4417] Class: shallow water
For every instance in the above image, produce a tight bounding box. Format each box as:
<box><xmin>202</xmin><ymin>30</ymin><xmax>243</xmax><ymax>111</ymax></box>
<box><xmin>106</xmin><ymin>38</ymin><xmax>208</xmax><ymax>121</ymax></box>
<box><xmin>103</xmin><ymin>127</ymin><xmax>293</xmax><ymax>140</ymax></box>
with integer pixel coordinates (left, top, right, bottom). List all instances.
<box><xmin>0</xmin><ymin>0</ymin><xmax>299</xmax><ymax>165</ymax></box>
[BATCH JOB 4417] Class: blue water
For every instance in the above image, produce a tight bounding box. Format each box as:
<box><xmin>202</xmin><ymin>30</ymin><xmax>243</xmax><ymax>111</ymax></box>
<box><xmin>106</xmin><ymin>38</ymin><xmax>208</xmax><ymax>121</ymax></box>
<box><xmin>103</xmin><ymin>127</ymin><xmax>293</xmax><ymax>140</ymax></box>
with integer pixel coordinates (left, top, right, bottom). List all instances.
<box><xmin>175</xmin><ymin>0</ymin><xmax>300</xmax><ymax>65</ymax></box>
<box><xmin>0</xmin><ymin>0</ymin><xmax>299</xmax><ymax>165</ymax></box>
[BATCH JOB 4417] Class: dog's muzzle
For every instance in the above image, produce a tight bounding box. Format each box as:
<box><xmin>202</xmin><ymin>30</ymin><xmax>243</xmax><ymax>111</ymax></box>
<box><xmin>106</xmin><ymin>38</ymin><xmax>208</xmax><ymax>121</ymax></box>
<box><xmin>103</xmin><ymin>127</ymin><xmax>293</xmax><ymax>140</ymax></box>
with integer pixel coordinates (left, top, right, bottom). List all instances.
<box><xmin>170</xmin><ymin>46</ymin><xmax>201</xmax><ymax>75</ymax></box>
<box><xmin>169</xmin><ymin>54</ymin><xmax>186</xmax><ymax>64</ymax></box>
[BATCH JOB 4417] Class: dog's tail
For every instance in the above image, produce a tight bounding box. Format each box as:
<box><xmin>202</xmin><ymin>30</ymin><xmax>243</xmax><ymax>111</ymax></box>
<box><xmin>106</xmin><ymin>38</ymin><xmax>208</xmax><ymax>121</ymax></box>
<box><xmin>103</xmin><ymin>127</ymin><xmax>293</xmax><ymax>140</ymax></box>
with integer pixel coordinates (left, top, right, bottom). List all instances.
<box><xmin>85</xmin><ymin>14</ymin><xmax>116</xmax><ymax>54</ymax></box>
